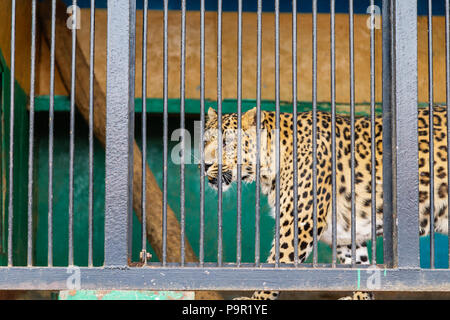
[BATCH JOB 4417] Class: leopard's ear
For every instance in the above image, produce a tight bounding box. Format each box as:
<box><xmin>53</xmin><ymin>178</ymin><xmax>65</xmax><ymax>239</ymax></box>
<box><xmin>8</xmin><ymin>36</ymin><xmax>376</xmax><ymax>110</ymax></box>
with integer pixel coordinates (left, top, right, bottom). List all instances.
<box><xmin>207</xmin><ymin>107</ymin><xmax>217</xmax><ymax>123</ymax></box>
<box><xmin>242</xmin><ymin>107</ymin><xmax>257</xmax><ymax>130</ymax></box>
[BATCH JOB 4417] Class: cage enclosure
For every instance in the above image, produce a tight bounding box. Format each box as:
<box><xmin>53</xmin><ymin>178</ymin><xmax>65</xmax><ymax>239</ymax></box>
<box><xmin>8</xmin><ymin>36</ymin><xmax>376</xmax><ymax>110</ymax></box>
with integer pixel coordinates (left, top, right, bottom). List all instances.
<box><xmin>0</xmin><ymin>0</ymin><xmax>449</xmax><ymax>298</ymax></box>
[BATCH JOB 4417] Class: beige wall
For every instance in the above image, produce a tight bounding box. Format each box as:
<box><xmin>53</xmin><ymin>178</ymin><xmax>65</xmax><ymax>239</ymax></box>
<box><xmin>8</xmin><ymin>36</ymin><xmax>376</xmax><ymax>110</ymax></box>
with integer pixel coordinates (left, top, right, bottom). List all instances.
<box><xmin>0</xmin><ymin>0</ymin><xmax>32</xmax><ymax>94</ymax></box>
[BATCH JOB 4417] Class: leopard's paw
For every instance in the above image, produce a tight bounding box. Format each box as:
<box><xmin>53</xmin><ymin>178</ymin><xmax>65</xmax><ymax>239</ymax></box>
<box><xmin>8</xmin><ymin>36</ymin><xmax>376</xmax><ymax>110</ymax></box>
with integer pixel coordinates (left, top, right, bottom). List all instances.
<box><xmin>232</xmin><ymin>296</ymin><xmax>253</xmax><ymax>300</ymax></box>
<box><xmin>339</xmin><ymin>292</ymin><xmax>374</xmax><ymax>300</ymax></box>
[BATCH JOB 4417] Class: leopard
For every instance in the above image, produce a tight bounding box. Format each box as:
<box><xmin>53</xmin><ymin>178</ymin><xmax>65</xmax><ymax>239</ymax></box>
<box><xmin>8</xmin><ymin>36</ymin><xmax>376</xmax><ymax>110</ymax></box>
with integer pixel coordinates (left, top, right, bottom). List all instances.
<box><xmin>203</xmin><ymin>105</ymin><xmax>449</xmax><ymax>300</ymax></box>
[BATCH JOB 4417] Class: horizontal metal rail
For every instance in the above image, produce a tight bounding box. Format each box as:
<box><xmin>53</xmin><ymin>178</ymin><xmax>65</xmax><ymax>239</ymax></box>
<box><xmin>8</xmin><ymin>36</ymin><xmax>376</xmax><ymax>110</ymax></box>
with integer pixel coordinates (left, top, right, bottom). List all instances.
<box><xmin>0</xmin><ymin>267</ymin><xmax>449</xmax><ymax>291</ymax></box>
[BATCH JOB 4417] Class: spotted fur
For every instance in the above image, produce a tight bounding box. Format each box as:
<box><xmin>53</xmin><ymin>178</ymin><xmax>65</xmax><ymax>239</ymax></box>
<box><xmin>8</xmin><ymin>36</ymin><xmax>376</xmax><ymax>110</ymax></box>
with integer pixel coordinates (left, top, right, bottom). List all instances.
<box><xmin>203</xmin><ymin>106</ymin><xmax>449</xmax><ymax>300</ymax></box>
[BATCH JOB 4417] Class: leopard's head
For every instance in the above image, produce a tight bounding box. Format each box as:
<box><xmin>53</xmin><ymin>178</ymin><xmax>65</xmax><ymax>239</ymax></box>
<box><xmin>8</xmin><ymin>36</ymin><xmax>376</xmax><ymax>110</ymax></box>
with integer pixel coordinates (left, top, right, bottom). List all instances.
<box><xmin>203</xmin><ymin>107</ymin><xmax>258</xmax><ymax>191</ymax></box>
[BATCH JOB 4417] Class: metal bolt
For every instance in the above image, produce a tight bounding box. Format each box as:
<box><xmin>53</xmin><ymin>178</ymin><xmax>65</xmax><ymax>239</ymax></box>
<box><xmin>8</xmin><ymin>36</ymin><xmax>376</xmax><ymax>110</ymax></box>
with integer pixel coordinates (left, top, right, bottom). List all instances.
<box><xmin>140</xmin><ymin>250</ymin><xmax>152</xmax><ymax>263</ymax></box>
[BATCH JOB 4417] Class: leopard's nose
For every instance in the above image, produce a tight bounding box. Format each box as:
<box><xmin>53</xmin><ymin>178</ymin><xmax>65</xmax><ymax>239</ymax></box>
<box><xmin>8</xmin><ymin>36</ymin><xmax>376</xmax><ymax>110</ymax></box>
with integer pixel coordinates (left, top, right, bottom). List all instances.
<box><xmin>205</xmin><ymin>163</ymin><xmax>212</xmax><ymax>172</ymax></box>
<box><xmin>208</xmin><ymin>176</ymin><xmax>217</xmax><ymax>185</ymax></box>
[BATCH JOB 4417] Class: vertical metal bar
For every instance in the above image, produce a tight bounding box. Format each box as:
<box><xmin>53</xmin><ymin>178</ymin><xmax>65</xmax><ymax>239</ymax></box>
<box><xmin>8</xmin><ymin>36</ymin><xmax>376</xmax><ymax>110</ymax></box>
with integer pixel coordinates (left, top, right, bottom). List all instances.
<box><xmin>141</xmin><ymin>0</ymin><xmax>148</xmax><ymax>264</ymax></box>
<box><xmin>68</xmin><ymin>0</ymin><xmax>78</xmax><ymax>267</ymax></box>
<box><xmin>392</xmin><ymin>0</ymin><xmax>420</xmax><ymax>269</ymax></box>
<box><xmin>370</xmin><ymin>0</ymin><xmax>377</xmax><ymax>266</ymax></box>
<box><xmin>217</xmin><ymin>0</ymin><xmax>223</xmax><ymax>267</ymax></box>
<box><xmin>446</xmin><ymin>0</ymin><xmax>450</xmax><ymax>270</ymax></box>
<box><xmin>427</xmin><ymin>0</ymin><xmax>435</xmax><ymax>269</ymax></box>
<box><xmin>48</xmin><ymin>0</ymin><xmax>56</xmax><ymax>267</ymax></box>
<box><xmin>349</xmin><ymin>0</ymin><xmax>356</xmax><ymax>267</ymax></box>
<box><xmin>292</xmin><ymin>0</ymin><xmax>299</xmax><ymax>266</ymax></box>
<box><xmin>255</xmin><ymin>0</ymin><xmax>262</xmax><ymax>267</ymax></box>
<box><xmin>382</xmin><ymin>0</ymin><xmax>394</xmax><ymax>269</ymax></box>
<box><xmin>27</xmin><ymin>0</ymin><xmax>37</xmax><ymax>267</ymax></box>
<box><xmin>88</xmin><ymin>0</ymin><xmax>96</xmax><ymax>268</ymax></box>
<box><xmin>330</xmin><ymin>0</ymin><xmax>337</xmax><ymax>267</ymax></box>
<box><xmin>162</xmin><ymin>0</ymin><xmax>168</xmax><ymax>266</ymax></box>
<box><xmin>7</xmin><ymin>0</ymin><xmax>16</xmax><ymax>267</ymax></box>
<box><xmin>199</xmin><ymin>0</ymin><xmax>205</xmax><ymax>267</ymax></box>
<box><xmin>274</xmin><ymin>0</ymin><xmax>281</xmax><ymax>267</ymax></box>
<box><xmin>105</xmin><ymin>0</ymin><xmax>136</xmax><ymax>267</ymax></box>
<box><xmin>312</xmin><ymin>0</ymin><xmax>318</xmax><ymax>267</ymax></box>
<box><xmin>180</xmin><ymin>0</ymin><xmax>186</xmax><ymax>266</ymax></box>
<box><xmin>236</xmin><ymin>0</ymin><xmax>243</xmax><ymax>267</ymax></box>
<box><xmin>129</xmin><ymin>1</ymin><xmax>137</xmax><ymax>264</ymax></box>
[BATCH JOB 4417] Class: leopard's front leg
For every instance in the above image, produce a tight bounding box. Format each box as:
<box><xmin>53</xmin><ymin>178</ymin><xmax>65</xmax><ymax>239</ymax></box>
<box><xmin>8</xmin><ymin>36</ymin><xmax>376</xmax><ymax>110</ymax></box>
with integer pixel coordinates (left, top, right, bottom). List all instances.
<box><xmin>234</xmin><ymin>165</ymin><xmax>330</xmax><ymax>300</ymax></box>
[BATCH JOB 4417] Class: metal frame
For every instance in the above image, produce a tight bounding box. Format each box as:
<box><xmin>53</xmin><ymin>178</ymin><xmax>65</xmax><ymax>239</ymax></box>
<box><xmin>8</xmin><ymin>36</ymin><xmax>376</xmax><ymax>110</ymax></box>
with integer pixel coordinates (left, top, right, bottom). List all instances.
<box><xmin>391</xmin><ymin>0</ymin><xmax>420</xmax><ymax>269</ymax></box>
<box><xmin>0</xmin><ymin>267</ymin><xmax>449</xmax><ymax>291</ymax></box>
<box><xmin>2</xmin><ymin>0</ymin><xmax>449</xmax><ymax>292</ymax></box>
<box><xmin>104</xmin><ymin>0</ymin><xmax>136</xmax><ymax>267</ymax></box>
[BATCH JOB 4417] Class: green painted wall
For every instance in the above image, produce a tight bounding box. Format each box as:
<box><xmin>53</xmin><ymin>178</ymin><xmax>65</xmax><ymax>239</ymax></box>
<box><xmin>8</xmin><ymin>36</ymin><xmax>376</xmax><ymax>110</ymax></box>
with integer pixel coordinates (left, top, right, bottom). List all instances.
<box><xmin>33</xmin><ymin>112</ymin><xmax>107</xmax><ymax>266</ymax></box>
<box><xmin>58</xmin><ymin>290</ymin><xmax>194</xmax><ymax>300</ymax></box>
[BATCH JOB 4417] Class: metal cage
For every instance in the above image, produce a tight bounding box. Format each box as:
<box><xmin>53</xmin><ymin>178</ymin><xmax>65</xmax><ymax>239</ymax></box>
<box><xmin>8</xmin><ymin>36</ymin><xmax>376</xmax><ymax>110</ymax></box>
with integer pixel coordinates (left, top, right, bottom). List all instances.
<box><xmin>0</xmin><ymin>0</ymin><xmax>449</xmax><ymax>294</ymax></box>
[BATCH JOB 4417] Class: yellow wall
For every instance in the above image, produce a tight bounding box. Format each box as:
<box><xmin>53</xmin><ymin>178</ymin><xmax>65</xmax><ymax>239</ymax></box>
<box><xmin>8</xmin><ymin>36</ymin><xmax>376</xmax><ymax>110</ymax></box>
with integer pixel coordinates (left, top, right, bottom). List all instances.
<box><xmin>0</xmin><ymin>0</ymin><xmax>32</xmax><ymax>94</ymax></box>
